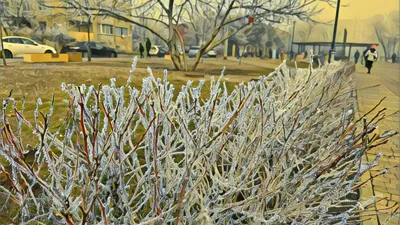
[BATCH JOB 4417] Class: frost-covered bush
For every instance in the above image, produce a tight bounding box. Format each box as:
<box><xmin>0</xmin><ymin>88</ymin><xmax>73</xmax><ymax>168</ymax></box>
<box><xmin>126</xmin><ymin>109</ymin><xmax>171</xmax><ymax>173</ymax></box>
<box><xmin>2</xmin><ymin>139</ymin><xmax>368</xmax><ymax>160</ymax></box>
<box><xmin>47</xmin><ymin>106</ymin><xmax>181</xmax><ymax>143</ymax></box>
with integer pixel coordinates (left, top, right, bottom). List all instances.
<box><xmin>0</xmin><ymin>58</ymin><xmax>397</xmax><ymax>224</ymax></box>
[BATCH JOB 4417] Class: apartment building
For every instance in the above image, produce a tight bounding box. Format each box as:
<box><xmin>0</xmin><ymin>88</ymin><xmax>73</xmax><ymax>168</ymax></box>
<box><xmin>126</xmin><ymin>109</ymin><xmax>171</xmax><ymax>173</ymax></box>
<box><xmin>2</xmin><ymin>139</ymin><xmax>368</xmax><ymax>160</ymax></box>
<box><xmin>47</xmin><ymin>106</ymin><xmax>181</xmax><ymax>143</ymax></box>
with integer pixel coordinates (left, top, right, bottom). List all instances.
<box><xmin>0</xmin><ymin>0</ymin><xmax>133</xmax><ymax>53</ymax></box>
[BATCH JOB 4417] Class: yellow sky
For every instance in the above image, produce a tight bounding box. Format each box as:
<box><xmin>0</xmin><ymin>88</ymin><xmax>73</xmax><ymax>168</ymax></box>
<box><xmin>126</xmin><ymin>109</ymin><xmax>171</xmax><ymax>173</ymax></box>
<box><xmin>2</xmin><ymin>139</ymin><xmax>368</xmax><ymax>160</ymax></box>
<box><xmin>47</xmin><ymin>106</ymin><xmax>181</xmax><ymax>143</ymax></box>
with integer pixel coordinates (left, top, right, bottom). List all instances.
<box><xmin>316</xmin><ymin>0</ymin><xmax>399</xmax><ymax>21</ymax></box>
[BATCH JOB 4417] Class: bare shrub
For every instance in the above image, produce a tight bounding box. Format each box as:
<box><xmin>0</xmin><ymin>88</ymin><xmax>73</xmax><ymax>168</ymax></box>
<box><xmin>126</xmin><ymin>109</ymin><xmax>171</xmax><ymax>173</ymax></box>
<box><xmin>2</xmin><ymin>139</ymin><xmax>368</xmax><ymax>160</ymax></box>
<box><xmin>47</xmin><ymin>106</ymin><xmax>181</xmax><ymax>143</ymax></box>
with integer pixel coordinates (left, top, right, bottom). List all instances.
<box><xmin>0</xmin><ymin>58</ymin><xmax>397</xmax><ymax>224</ymax></box>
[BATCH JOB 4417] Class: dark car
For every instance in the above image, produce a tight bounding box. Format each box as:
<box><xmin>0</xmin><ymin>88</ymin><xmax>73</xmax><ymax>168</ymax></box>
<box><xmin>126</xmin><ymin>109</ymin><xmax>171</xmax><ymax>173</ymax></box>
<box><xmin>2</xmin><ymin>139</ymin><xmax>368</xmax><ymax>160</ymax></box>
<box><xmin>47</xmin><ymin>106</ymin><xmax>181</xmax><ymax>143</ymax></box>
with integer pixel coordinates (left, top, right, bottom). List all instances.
<box><xmin>187</xmin><ymin>46</ymin><xmax>211</xmax><ymax>58</ymax></box>
<box><xmin>187</xmin><ymin>46</ymin><xmax>200</xmax><ymax>58</ymax></box>
<box><xmin>60</xmin><ymin>42</ymin><xmax>117</xmax><ymax>58</ymax></box>
<box><xmin>149</xmin><ymin>46</ymin><xmax>167</xmax><ymax>57</ymax></box>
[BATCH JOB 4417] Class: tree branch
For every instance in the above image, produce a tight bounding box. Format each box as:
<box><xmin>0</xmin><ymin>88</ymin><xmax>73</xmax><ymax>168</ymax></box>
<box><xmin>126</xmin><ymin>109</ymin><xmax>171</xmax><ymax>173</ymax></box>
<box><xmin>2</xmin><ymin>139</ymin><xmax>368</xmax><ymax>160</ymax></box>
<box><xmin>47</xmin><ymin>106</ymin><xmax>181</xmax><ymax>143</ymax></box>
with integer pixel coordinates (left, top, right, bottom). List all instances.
<box><xmin>39</xmin><ymin>2</ymin><xmax>168</xmax><ymax>43</ymax></box>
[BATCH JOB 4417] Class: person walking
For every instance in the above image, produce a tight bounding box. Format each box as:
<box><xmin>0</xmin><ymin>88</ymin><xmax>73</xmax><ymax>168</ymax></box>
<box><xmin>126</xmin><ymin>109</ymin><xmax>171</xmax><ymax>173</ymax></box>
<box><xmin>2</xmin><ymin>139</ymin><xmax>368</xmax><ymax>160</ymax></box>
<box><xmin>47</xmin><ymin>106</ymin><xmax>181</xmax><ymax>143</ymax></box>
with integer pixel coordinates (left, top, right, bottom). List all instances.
<box><xmin>139</xmin><ymin>43</ymin><xmax>145</xmax><ymax>58</ymax></box>
<box><xmin>365</xmin><ymin>45</ymin><xmax>377</xmax><ymax>74</ymax></box>
<box><xmin>145</xmin><ymin>38</ymin><xmax>152</xmax><ymax>58</ymax></box>
<box><xmin>320</xmin><ymin>51</ymin><xmax>326</xmax><ymax>65</ymax></box>
<box><xmin>361</xmin><ymin>47</ymin><xmax>368</xmax><ymax>65</ymax></box>
<box><xmin>268</xmin><ymin>48</ymin><xmax>273</xmax><ymax>59</ymax></box>
<box><xmin>392</xmin><ymin>53</ymin><xmax>397</xmax><ymax>63</ymax></box>
<box><xmin>354</xmin><ymin>50</ymin><xmax>360</xmax><ymax>64</ymax></box>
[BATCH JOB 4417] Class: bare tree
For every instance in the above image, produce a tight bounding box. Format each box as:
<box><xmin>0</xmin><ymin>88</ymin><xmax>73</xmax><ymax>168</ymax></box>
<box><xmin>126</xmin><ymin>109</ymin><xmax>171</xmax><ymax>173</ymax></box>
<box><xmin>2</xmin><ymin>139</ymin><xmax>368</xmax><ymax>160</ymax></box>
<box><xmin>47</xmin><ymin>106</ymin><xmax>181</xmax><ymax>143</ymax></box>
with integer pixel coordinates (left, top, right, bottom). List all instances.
<box><xmin>386</xmin><ymin>11</ymin><xmax>399</xmax><ymax>56</ymax></box>
<box><xmin>297</xmin><ymin>22</ymin><xmax>317</xmax><ymax>41</ymax></box>
<box><xmin>40</xmin><ymin>0</ymin><xmax>336</xmax><ymax>71</ymax></box>
<box><xmin>0</xmin><ymin>0</ymin><xmax>31</xmax><ymax>30</ymax></box>
<box><xmin>181</xmin><ymin>0</ymin><xmax>332</xmax><ymax>71</ymax></box>
<box><xmin>370</xmin><ymin>15</ymin><xmax>388</xmax><ymax>61</ymax></box>
<box><xmin>16</xmin><ymin>0</ymin><xmax>27</xmax><ymax>28</ymax></box>
<box><xmin>370</xmin><ymin>13</ymin><xmax>400</xmax><ymax>61</ymax></box>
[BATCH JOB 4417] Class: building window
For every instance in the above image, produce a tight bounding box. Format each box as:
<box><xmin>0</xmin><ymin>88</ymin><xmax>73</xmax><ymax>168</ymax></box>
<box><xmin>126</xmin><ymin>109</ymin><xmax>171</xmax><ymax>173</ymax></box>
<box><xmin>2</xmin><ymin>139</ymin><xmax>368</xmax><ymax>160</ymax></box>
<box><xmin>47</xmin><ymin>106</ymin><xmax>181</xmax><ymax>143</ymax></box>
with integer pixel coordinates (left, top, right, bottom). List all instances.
<box><xmin>78</xmin><ymin>24</ymin><xmax>91</xmax><ymax>32</ymax></box>
<box><xmin>99</xmin><ymin>24</ymin><xmax>113</xmax><ymax>35</ymax></box>
<box><xmin>22</xmin><ymin>2</ymin><xmax>30</xmax><ymax>11</ymax></box>
<box><xmin>116</xmin><ymin>27</ymin><xmax>128</xmax><ymax>37</ymax></box>
<box><xmin>39</xmin><ymin>22</ymin><xmax>46</xmax><ymax>31</ymax></box>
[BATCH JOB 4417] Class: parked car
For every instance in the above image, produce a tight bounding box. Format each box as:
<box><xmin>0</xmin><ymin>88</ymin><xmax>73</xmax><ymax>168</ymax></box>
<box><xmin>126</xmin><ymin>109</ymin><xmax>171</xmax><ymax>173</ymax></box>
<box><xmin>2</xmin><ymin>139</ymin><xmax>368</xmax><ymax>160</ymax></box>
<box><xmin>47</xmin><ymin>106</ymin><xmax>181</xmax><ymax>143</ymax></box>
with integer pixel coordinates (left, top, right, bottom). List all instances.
<box><xmin>165</xmin><ymin>46</ymin><xmax>184</xmax><ymax>55</ymax></box>
<box><xmin>149</xmin><ymin>45</ymin><xmax>167</xmax><ymax>57</ymax></box>
<box><xmin>60</xmin><ymin>42</ymin><xmax>117</xmax><ymax>58</ymax></box>
<box><xmin>187</xmin><ymin>46</ymin><xmax>216</xmax><ymax>58</ymax></box>
<box><xmin>187</xmin><ymin>46</ymin><xmax>200</xmax><ymax>58</ymax></box>
<box><xmin>1</xmin><ymin>36</ymin><xmax>56</xmax><ymax>58</ymax></box>
<box><xmin>207</xmin><ymin>49</ymin><xmax>217</xmax><ymax>58</ymax></box>
<box><xmin>241</xmin><ymin>52</ymin><xmax>249</xmax><ymax>58</ymax></box>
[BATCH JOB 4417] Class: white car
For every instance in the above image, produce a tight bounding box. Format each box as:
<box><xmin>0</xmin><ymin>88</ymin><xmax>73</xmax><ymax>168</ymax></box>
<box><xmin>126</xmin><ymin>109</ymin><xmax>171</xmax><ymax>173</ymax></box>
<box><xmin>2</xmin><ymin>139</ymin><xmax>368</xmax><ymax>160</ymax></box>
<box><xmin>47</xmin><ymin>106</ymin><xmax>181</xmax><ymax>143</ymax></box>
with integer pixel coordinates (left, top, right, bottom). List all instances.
<box><xmin>1</xmin><ymin>36</ymin><xmax>56</xmax><ymax>58</ymax></box>
<box><xmin>207</xmin><ymin>49</ymin><xmax>217</xmax><ymax>58</ymax></box>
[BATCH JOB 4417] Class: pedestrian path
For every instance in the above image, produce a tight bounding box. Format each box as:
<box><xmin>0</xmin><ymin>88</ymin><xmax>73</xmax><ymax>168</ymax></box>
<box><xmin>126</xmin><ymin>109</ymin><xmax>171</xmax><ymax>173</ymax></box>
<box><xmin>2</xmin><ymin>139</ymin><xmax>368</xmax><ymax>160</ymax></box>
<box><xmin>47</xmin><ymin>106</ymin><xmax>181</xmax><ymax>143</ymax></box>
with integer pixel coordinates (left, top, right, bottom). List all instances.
<box><xmin>231</xmin><ymin>58</ymin><xmax>400</xmax><ymax>224</ymax></box>
<box><xmin>353</xmin><ymin>62</ymin><xmax>400</xmax><ymax>225</ymax></box>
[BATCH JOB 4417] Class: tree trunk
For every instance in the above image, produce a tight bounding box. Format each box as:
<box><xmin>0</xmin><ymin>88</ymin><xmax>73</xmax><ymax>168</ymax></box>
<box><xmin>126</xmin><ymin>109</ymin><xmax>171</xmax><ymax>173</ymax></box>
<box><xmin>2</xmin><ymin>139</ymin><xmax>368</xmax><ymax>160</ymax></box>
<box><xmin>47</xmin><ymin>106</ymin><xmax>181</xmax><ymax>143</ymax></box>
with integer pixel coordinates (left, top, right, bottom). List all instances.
<box><xmin>16</xmin><ymin>7</ymin><xmax>21</xmax><ymax>28</ymax></box>
<box><xmin>169</xmin><ymin>40</ymin><xmax>183</xmax><ymax>70</ymax></box>
<box><xmin>166</xmin><ymin>23</ymin><xmax>183</xmax><ymax>70</ymax></box>
<box><xmin>374</xmin><ymin>25</ymin><xmax>388</xmax><ymax>61</ymax></box>
<box><xmin>166</xmin><ymin>0</ymin><xmax>184</xmax><ymax>71</ymax></box>
<box><xmin>191</xmin><ymin>49</ymin><xmax>203</xmax><ymax>71</ymax></box>
<box><xmin>87</xmin><ymin>15</ymin><xmax>92</xmax><ymax>62</ymax></box>
<box><xmin>190</xmin><ymin>21</ymin><xmax>249</xmax><ymax>71</ymax></box>
<box><xmin>381</xmin><ymin>42</ymin><xmax>388</xmax><ymax>62</ymax></box>
<box><xmin>0</xmin><ymin>21</ymin><xmax>7</xmax><ymax>66</ymax></box>
<box><xmin>142</xmin><ymin>18</ymin><xmax>146</xmax><ymax>41</ymax></box>
<box><xmin>195</xmin><ymin>34</ymin><xmax>200</xmax><ymax>46</ymax></box>
<box><xmin>174</xmin><ymin>29</ymin><xmax>188</xmax><ymax>71</ymax></box>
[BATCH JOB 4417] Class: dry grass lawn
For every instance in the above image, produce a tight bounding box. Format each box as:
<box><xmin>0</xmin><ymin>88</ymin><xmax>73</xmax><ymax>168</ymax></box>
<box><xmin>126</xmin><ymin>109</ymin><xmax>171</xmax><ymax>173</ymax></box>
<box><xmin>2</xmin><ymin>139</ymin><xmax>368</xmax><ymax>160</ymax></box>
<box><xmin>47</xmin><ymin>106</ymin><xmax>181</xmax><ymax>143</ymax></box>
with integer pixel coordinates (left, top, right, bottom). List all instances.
<box><xmin>1</xmin><ymin>57</ymin><xmax>299</xmax><ymax>145</ymax></box>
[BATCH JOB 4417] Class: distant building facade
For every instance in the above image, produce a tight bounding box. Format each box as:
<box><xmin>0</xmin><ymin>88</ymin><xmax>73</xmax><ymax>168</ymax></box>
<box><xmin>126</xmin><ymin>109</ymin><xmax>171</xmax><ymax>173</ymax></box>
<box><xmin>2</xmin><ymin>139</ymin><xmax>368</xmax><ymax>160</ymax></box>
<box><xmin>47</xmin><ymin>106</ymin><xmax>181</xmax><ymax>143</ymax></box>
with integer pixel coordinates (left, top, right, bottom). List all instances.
<box><xmin>0</xmin><ymin>0</ymin><xmax>133</xmax><ymax>53</ymax></box>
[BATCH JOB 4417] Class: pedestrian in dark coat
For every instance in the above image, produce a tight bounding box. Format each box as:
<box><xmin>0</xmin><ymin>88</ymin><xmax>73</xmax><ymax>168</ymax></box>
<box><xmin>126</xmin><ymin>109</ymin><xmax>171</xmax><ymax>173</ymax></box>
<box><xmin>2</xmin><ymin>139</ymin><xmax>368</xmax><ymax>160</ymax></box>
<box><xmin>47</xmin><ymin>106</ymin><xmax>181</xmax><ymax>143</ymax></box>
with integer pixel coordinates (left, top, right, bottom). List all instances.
<box><xmin>354</xmin><ymin>50</ymin><xmax>360</xmax><ymax>64</ymax></box>
<box><xmin>139</xmin><ymin>43</ymin><xmax>144</xmax><ymax>58</ymax></box>
<box><xmin>268</xmin><ymin>48</ymin><xmax>273</xmax><ymax>59</ymax></box>
<box><xmin>392</xmin><ymin>53</ymin><xmax>397</xmax><ymax>63</ymax></box>
<box><xmin>365</xmin><ymin>45</ymin><xmax>377</xmax><ymax>74</ymax></box>
<box><xmin>146</xmin><ymin>38</ymin><xmax>151</xmax><ymax>58</ymax></box>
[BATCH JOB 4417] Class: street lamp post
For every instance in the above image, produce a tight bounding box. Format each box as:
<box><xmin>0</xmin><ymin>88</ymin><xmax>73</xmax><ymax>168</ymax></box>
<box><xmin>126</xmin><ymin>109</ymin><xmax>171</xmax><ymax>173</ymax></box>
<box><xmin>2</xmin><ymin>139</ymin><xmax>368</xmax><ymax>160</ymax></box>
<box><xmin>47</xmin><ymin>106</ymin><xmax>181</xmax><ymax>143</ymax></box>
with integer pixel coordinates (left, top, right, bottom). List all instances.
<box><xmin>290</xmin><ymin>21</ymin><xmax>296</xmax><ymax>55</ymax></box>
<box><xmin>328</xmin><ymin>0</ymin><xmax>341</xmax><ymax>63</ymax></box>
<box><xmin>0</xmin><ymin>21</ymin><xmax>6</xmax><ymax>66</ymax></box>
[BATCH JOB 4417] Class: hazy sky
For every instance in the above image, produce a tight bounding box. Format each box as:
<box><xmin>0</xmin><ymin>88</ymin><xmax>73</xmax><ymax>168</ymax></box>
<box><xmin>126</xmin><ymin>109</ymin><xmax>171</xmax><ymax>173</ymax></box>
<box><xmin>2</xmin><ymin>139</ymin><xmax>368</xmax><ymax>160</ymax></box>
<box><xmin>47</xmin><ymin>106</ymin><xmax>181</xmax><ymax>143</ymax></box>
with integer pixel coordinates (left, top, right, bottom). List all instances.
<box><xmin>316</xmin><ymin>0</ymin><xmax>399</xmax><ymax>21</ymax></box>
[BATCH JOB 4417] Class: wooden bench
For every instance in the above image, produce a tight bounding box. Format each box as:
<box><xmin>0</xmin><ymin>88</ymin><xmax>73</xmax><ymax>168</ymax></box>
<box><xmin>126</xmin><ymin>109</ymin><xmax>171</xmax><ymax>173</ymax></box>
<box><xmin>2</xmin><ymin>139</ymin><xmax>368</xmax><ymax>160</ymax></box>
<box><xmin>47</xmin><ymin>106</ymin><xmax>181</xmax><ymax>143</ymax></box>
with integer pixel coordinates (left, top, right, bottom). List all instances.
<box><xmin>164</xmin><ymin>54</ymin><xmax>184</xmax><ymax>61</ymax></box>
<box><xmin>67</xmin><ymin>52</ymin><xmax>82</xmax><ymax>62</ymax></box>
<box><xmin>24</xmin><ymin>53</ymin><xmax>69</xmax><ymax>63</ymax></box>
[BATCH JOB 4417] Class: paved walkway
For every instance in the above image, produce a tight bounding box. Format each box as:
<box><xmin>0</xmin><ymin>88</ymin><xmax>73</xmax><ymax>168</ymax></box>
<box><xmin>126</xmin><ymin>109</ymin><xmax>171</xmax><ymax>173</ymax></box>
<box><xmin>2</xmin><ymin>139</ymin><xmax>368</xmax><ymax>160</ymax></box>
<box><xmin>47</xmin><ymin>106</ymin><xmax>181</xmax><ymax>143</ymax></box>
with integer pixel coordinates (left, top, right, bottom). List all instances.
<box><xmin>353</xmin><ymin>62</ymin><xmax>400</xmax><ymax>225</ymax></box>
